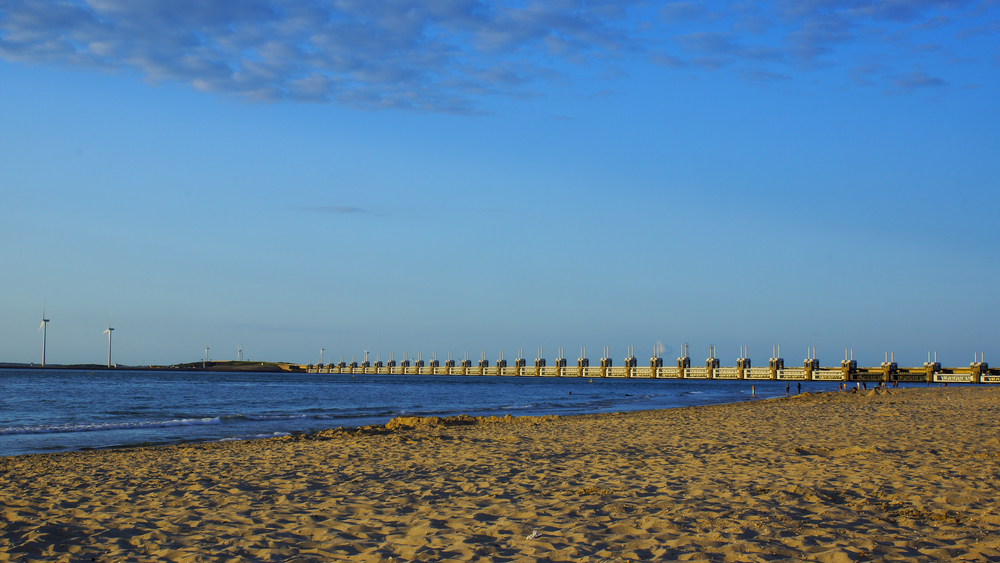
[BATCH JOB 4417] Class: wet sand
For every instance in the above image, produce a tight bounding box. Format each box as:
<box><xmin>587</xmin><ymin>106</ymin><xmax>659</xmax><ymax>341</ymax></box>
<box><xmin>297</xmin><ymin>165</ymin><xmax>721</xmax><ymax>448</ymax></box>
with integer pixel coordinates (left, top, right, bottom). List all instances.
<box><xmin>2</xmin><ymin>386</ymin><xmax>1000</xmax><ymax>562</ymax></box>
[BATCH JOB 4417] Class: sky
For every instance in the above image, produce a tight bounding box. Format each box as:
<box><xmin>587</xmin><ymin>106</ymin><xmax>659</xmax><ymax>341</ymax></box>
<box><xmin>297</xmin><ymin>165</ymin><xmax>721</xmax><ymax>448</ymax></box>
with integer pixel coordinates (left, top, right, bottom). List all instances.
<box><xmin>1</xmin><ymin>0</ymin><xmax>998</xmax><ymax>368</ymax></box>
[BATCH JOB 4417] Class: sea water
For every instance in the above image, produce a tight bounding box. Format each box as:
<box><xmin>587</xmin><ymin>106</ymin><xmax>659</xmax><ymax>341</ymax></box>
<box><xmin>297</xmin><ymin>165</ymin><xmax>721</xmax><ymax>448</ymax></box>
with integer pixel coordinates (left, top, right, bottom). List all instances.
<box><xmin>0</xmin><ymin>369</ymin><xmax>843</xmax><ymax>457</ymax></box>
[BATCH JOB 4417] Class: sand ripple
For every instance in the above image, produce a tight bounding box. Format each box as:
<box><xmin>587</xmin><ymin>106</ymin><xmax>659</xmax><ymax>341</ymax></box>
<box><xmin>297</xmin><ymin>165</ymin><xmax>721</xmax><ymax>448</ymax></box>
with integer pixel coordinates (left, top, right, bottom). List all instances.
<box><xmin>2</xmin><ymin>387</ymin><xmax>1000</xmax><ymax>561</ymax></box>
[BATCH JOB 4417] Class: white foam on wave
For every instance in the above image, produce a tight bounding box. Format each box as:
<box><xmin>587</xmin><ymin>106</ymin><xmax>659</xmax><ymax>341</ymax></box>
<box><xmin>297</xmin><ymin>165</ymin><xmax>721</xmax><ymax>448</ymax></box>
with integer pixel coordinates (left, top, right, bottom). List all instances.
<box><xmin>0</xmin><ymin>417</ymin><xmax>221</xmax><ymax>436</ymax></box>
<box><xmin>239</xmin><ymin>414</ymin><xmax>308</xmax><ymax>422</ymax></box>
<box><xmin>217</xmin><ymin>432</ymin><xmax>290</xmax><ymax>443</ymax></box>
<box><xmin>500</xmin><ymin>404</ymin><xmax>537</xmax><ymax>410</ymax></box>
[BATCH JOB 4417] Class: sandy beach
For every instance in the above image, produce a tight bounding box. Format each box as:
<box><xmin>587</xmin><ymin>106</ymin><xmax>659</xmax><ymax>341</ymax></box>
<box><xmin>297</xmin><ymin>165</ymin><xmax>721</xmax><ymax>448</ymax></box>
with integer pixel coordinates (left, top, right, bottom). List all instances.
<box><xmin>2</xmin><ymin>386</ymin><xmax>999</xmax><ymax>562</ymax></box>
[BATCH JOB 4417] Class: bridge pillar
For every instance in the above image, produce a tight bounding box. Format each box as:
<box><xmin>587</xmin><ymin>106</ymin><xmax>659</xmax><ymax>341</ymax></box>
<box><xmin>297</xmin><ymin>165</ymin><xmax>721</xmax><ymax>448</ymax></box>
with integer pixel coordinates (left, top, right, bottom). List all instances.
<box><xmin>923</xmin><ymin>361</ymin><xmax>939</xmax><ymax>384</ymax></box>
<box><xmin>841</xmin><ymin>359</ymin><xmax>856</xmax><ymax>381</ymax></box>
<box><xmin>624</xmin><ymin>347</ymin><xmax>637</xmax><ymax>378</ymax></box>
<box><xmin>577</xmin><ymin>356</ymin><xmax>589</xmax><ymax>377</ymax></box>
<box><xmin>706</xmin><ymin>347</ymin><xmax>719</xmax><ymax>380</ymax></box>
<box><xmin>737</xmin><ymin>354</ymin><xmax>750</xmax><ymax>380</ymax></box>
<box><xmin>769</xmin><ymin>351</ymin><xmax>783</xmax><ymax>380</ymax></box>
<box><xmin>650</xmin><ymin>356</ymin><xmax>663</xmax><ymax>378</ymax></box>
<box><xmin>599</xmin><ymin>356</ymin><xmax>612</xmax><ymax>378</ymax></box>
<box><xmin>677</xmin><ymin>355</ymin><xmax>691</xmax><ymax>377</ymax></box>
<box><xmin>886</xmin><ymin>362</ymin><xmax>896</xmax><ymax>382</ymax></box>
<box><xmin>767</xmin><ymin>345</ymin><xmax>783</xmax><ymax>380</ymax></box>
<box><xmin>972</xmin><ymin>360</ymin><xmax>988</xmax><ymax>384</ymax></box>
<box><xmin>534</xmin><ymin>352</ymin><xmax>545</xmax><ymax>377</ymax></box>
<box><xmin>880</xmin><ymin>353</ymin><xmax>897</xmax><ymax>383</ymax></box>
<box><xmin>677</xmin><ymin>344</ymin><xmax>690</xmax><ymax>377</ymax></box>
<box><xmin>879</xmin><ymin>362</ymin><xmax>896</xmax><ymax>383</ymax></box>
<box><xmin>804</xmin><ymin>358</ymin><xmax>819</xmax><ymax>380</ymax></box>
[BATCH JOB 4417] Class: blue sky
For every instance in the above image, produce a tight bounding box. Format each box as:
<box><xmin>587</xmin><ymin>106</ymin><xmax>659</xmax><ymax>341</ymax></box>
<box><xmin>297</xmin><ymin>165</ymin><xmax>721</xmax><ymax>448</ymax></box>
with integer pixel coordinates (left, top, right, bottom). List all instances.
<box><xmin>1</xmin><ymin>0</ymin><xmax>998</xmax><ymax>367</ymax></box>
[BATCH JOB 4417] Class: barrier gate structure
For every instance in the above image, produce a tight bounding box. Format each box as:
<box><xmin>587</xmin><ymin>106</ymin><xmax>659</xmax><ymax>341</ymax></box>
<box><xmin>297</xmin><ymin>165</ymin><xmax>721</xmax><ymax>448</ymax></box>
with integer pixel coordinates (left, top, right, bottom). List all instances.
<box><xmin>306</xmin><ymin>347</ymin><xmax>997</xmax><ymax>384</ymax></box>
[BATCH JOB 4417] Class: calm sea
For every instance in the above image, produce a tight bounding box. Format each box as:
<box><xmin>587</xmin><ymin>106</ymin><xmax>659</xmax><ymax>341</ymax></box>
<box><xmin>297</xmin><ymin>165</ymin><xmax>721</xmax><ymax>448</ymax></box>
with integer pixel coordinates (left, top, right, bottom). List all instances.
<box><xmin>0</xmin><ymin>369</ymin><xmax>843</xmax><ymax>457</ymax></box>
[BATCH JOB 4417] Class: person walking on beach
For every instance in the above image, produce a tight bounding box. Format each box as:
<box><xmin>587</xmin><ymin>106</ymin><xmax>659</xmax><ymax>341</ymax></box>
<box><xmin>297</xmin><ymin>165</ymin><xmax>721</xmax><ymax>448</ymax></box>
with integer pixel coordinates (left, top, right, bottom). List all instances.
<box><xmin>751</xmin><ymin>385</ymin><xmax>756</xmax><ymax>398</ymax></box>
<box><xmin>797</xmin><ymin>382</ymin><xmax>801</xmax><ymax>395</ymax></box>
<box><xmin>786</xmin><ymin>382</ymin><xmax>789</xmax><ymax>397</ymax></box>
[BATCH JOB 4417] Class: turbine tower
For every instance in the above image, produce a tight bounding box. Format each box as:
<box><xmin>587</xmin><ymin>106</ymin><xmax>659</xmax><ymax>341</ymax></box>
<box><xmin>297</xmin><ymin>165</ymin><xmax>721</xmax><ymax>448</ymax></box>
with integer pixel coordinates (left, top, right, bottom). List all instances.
<box><xmin>39</xmin><ymin>306</ymin><xmax>50</xmax><ymax>366</ymax></box>
<box><xmin>103</xmin><ymin>313</ymin><xmax>114</xmax><ymax>368</ymax></box>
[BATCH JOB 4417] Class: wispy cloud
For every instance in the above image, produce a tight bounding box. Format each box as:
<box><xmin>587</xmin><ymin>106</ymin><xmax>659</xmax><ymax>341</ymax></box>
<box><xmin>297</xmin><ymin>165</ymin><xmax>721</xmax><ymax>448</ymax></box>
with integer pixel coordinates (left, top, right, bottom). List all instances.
<box><xmin>891</xmin><ymin>70</ymin><xmax>948</xmax><ymax>89</ymax></box>
<box><xmin>659</xmin><ymin>2</ymin><xmax>716</xmax><ymax>23</ymax></box>
<box><xmin>0</xmin><ymin>0</ymin><xmax>645</xmax><ymax>112</ymax></box>
<box><xmin>738</xmin><ymin>67</ymin><xmax>792</xmax><ymax>82</ymax></box>
<box><xmin>302</xmin><ymin>206</ymin><xmax>368</xmax><ymax>215</ymax></box>
<box><xmin>0</xmin><ymin>0</ymin><xmax>994</xmax><ymax>110</ymax></box>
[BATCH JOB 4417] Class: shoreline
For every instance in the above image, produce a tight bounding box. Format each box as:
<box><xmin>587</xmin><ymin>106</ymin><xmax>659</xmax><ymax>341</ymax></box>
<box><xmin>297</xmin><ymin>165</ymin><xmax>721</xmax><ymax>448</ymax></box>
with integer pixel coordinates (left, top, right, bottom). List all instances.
<box><xmin>0</xmin><ymin>362</ymin><xmax>295</xmax><ymax>373</ymax></box>
<box><xmin>0</xmin><ymin>383</ymin><xmax>963</xmax><ymax>459</ymax></box>
<box><xmin>0</xmin><ymin>385</ymin><xmax>944</xmax><ymax>461</ymax></box>
<box><xmin>0</xmin><ymin>372</ymin><xmax>832</xmax><ymax>458</ymax></box>
<box><xmin>3</xmin><ymin>387</ymin><xmax>1000</xmax><ymax>561</ymax></box>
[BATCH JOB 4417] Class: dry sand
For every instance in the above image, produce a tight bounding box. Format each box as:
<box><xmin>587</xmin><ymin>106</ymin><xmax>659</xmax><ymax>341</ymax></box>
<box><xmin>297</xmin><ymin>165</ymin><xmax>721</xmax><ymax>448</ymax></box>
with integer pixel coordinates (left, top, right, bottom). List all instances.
<box><xmin>2</xmin><ymin>387</ymin><xmax>1000</xmax><ymax>562</ymax></box>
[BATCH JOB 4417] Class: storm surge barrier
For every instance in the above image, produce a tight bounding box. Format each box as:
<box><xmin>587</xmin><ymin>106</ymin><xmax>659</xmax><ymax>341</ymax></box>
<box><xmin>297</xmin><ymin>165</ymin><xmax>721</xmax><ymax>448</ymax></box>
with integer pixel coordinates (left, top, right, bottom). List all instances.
<box><xmin>306</xmin><ymin>347</ymin><xmax>998</xmax><ymax>385</ymax></box>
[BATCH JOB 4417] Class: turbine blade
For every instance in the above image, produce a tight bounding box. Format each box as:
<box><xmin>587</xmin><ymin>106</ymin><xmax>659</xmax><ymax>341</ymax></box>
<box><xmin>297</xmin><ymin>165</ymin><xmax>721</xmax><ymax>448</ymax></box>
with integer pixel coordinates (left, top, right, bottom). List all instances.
<box><xmin>39</xmin><ymin>321</ymin><xmax>44</xmax><ymax>332</ymax></box>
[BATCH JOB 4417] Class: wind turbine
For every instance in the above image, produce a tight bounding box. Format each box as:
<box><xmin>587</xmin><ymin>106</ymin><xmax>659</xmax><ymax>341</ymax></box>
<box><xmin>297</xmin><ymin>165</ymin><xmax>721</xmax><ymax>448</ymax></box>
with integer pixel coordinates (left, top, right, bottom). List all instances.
<box><xmin>39</xmin><ymin>305</ymin><xmax>50</xmax><ymax>367</ymax></box>
<box><xmin>103</xmin><ymin>312</ymin><xmax>114</xmax><ymax>368</ymax></box>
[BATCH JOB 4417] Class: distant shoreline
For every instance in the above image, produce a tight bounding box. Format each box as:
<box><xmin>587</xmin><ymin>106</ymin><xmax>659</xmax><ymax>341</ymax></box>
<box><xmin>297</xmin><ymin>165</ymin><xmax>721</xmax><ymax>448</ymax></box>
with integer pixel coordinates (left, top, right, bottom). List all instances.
<box><xmin>0</xmin><ymin>361</ymin><xmax>302</xmax><ymax>373</ymax></box>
